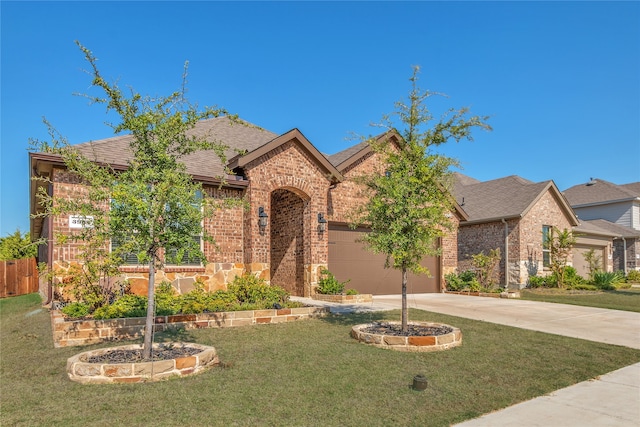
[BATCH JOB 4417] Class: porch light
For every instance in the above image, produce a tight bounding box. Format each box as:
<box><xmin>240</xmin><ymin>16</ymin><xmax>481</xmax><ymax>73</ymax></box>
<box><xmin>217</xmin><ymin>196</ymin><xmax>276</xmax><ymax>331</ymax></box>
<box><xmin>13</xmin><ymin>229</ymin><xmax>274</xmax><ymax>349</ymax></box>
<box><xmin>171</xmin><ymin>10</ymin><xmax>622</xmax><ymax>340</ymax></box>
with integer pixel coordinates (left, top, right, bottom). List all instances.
<box><xmin>317</xmin><ymin>212</ymin><xmax>327</xmax><ymax>233</ymax></box>
<box><xmin>258</xmin><ymin>207</ymin><xmax>268</xmax><ymax>230</ymax></box>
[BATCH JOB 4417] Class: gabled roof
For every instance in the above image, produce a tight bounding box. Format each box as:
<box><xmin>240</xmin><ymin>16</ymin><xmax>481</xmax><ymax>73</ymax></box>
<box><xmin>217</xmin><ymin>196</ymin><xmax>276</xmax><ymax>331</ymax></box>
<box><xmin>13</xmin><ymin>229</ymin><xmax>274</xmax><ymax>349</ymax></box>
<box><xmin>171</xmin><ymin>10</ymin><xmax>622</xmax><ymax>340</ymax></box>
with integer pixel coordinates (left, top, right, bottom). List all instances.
<box><xmin>563</xmin><ymin>178</ymin><xmax>640</xmax><ymax>207</ymax></box>
<box><xmin>45</xmin><ymin>116</ymin><xmax>279</xmax><ymax>182</ymax></box>
<box><xmin>228</xmin><ymin>128</ymin><xmax>344</xmax><ymax>182</ymax></box>
<box><xmin>575</xmin><ymin>219</ymin><xmax>640</xmax><ymax>239</ymax></box>
<box><xmin>328</xmin><ymin>130</ymin><xmax>402</xmax><ymax>172</ymax></box>
<box><xmin>453</xmin><ymin>174</ymin><xmax>578</xmax><ymax>226</ymax></box>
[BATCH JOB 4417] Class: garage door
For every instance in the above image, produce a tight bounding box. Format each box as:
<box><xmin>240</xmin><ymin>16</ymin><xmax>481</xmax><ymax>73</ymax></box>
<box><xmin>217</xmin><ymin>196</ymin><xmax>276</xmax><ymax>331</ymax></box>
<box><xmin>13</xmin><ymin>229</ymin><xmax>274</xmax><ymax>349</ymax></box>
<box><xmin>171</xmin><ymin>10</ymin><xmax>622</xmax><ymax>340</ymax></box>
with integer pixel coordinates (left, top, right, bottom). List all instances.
<box><xmin>328</xmin><ymin>224</ymin><xmax>440</xmax><ymax>295</ymax></box>
<box><xmin>573</xmin><ymin>244</ymin><xmax>605</xmax><ymax>278</ymax></box>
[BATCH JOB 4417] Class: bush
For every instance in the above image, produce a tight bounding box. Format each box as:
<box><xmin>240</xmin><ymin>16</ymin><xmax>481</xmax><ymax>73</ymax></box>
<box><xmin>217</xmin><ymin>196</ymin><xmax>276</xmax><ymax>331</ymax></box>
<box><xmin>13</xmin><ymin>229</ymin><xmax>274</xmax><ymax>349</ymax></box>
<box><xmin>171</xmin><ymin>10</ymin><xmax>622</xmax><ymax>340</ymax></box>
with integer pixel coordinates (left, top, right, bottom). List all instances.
<box><xmin>316</xmin><ymin>269</ymin><xmax>351</xmax><ymax>295</ymax></box>
<box><xmin>527</xmin><ymin>275</ymin><xmax>547</xmax><ymax>289</ymax></box>
<box><xmin>93</xmin><ymin>294</ymin><xmax>147</xmax><ymax>319</ymax></box>
<box><xmin>155</xmin><ymin>281</ymin><xmax>180</xmax><ymax>316</ymax></box>
<box><xmin>626</xmin><ymin>270</ymin><xmax>640</xmax><ymax>283</ymax></box>
<box><xmin>592</xmin><ymin>271</ymin><xmax>625</xmax><ymax>290</ymax></box>
<box><xmin>60</xmin><ymin>301</ymin><xmax>91</xmax><ymax>319</ymax></box>
<box><xmin>445</xmin><ymin>270</ymin><xmax>481</xmax><ymax>292</ymax></box>
<box><xmin>345</xmin><ymin>288</ymin><xmax>359</xmax><ymax>295</ymax></box>
<box><xmin>228</xmin><ymin>274</ymin><xmax>289</xmax><ymax>306</ymax></box>
<box><xmin>562</xmin><ymin>267</ymin><xmax>586</xmax><ymax>289</ymax></box>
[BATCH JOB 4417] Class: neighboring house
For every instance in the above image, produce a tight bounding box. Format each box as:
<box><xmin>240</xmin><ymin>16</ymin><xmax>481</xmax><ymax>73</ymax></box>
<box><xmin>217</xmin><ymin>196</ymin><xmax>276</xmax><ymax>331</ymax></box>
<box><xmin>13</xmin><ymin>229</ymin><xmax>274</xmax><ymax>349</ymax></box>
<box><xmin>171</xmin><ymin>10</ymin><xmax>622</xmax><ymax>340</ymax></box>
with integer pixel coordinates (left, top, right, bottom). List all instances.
<box><xmin>572</xmin><ymin>219</ymin><xmax>638</xmax><ymax>277</ymax></box>
<box><xmin>30</xmin><ymin>117</ymin><xmax>463</xmax><ymax>297</ymax></box>
<box><xmin>452</xmin><ymin>173</ymin><xmax>578</xmax><ymax>288</ymax></box>
<box><xmin>563</xmin><ymin>179</ymin><xmax>640</xmax><ymax>273</ymax></box>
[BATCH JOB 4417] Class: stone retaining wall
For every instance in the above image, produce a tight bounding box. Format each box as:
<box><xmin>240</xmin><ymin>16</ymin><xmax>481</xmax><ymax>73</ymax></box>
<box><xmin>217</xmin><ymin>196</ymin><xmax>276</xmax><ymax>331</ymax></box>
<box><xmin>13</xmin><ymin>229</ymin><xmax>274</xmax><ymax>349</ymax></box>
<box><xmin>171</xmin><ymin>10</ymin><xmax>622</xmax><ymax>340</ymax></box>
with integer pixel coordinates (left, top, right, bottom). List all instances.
<box><xmin>311</xmin><ymin>293</ymin><xmax>373</xmax><ymax>304</ymax></box>
<box><xmin>52</xmin><ymin>306</ymin><xmax>328</xmax><ymax>348</ymax></box>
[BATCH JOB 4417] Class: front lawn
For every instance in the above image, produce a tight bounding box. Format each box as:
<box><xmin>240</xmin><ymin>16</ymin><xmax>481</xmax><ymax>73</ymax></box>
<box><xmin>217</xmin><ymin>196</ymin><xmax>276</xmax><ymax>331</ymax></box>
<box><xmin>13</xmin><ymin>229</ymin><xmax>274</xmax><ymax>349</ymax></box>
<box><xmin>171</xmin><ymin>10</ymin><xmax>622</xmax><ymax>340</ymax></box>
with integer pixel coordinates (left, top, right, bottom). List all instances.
<box><xmin>521</xmin><ymin>287</ymin><xmax>640</xmax><ymax>312</ymax></box>
<box><xmin>2</xmin><ymin>293</ymin><xmax>640</xmax><ymax>426</ymax></box>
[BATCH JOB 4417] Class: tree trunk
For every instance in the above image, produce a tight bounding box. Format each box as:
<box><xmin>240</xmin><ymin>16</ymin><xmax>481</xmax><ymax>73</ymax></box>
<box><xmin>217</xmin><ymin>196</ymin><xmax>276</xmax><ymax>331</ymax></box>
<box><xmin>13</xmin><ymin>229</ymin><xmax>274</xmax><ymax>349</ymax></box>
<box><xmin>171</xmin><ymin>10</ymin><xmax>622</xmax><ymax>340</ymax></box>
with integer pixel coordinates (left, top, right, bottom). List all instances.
<box><xmin>142</xmin><ymin>258</ymin><xmax>156</xmax><ymax>360</ymax></box>
<box><xmin>401</xmin><ymin>267</ymin><xmax>408</xmax><ymax>333</ymax></box>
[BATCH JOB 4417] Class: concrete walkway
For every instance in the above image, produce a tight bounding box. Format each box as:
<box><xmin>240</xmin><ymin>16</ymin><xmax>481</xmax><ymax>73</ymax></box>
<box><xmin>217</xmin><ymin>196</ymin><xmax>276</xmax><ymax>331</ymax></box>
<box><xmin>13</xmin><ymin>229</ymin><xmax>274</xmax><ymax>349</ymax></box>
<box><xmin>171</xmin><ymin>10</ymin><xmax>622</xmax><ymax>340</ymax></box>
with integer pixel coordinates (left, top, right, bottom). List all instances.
<box><xmin>293</xmin><ymin>293</ymin><xmax>640</xmax><ymax>426</ymax></box>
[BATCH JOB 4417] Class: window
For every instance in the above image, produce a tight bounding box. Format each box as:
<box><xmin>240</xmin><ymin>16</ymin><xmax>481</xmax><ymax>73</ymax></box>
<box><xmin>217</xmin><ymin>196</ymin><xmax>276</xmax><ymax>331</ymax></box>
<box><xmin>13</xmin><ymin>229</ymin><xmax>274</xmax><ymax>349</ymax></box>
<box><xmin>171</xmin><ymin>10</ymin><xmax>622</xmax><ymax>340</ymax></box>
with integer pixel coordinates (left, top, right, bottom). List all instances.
<box><xmin>165</xmin><ymin>190</ymin><xmax>204</xmax><ymax>266</ymax></box>
<box><xmin>542</xmin><ymin>225</ymin><xmax>551</xmax><ymax>268</ymax></box>
<box><xmin>109</xmin><ymin>190</ymin><xmax>204</xmax><ymax>267</ymax></box>
<box><xmin>111</xmin><ymin>237</ymin><xmax>140</xmax><ymax>265</ymax></box>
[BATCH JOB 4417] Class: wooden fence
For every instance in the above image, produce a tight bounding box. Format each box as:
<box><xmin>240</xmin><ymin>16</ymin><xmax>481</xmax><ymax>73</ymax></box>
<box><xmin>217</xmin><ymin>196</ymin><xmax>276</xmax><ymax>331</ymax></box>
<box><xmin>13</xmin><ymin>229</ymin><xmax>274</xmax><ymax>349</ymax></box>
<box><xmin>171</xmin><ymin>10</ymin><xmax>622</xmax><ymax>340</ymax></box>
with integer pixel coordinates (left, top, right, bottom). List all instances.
<box><xmin>0</xmin><ymin>257</ymin><xmax>39</xmax><ymax>298</ymax></box>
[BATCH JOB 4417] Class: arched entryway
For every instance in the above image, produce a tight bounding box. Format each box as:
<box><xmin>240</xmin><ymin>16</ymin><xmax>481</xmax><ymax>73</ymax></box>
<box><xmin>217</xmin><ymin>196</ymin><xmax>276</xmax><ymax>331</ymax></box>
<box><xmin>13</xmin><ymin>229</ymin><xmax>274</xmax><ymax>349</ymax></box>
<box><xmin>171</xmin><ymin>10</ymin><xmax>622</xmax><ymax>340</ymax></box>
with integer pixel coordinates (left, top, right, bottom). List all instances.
<box><xmin>270</xmin><ymin>188</ymin><xmax>309</xmax><ymax>296</ymax></box>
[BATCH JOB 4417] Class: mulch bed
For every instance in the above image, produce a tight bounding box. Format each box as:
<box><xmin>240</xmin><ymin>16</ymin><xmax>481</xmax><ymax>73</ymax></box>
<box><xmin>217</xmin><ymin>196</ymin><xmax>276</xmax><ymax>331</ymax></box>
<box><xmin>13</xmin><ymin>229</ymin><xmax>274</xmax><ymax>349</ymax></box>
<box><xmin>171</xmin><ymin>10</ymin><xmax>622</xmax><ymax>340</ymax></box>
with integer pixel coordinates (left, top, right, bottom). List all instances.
<box><xmin>361</xmin><ymin>322</ymin><xmax>453</xmax><ymax>337</ymax></box>
<box><xmin>82</xmin><ymin>345</ymin><xmax>201</xmax><ymax>363</ymax></box>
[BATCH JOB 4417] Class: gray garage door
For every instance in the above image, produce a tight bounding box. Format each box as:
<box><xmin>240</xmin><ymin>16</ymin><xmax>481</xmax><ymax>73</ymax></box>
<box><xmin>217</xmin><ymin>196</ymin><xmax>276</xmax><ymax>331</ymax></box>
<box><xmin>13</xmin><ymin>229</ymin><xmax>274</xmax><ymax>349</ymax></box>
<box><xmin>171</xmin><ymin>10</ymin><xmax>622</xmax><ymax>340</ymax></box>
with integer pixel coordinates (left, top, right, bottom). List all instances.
<box><xmin>328</xmin><ymin>224</ymin><xmax>440</xmax><ymax>295</ymax></box>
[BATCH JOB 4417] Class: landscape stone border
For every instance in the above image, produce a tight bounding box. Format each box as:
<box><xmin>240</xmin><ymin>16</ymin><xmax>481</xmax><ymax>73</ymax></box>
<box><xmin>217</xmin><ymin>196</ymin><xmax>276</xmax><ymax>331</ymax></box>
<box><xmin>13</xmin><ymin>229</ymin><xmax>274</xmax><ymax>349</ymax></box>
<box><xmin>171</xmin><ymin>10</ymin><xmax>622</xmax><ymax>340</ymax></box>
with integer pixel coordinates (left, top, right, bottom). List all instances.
<box><xmin>67</xmin><ymin>342</ymin><xmax>218</xmax><ymax>384</ymax></box>
<box><xmin>351</xmin><ymin>321</ymin><xmax>462</xmax><ymax>352</ymax></box>
<box><xmin>311</xmin><ymin>293</ymin><xmax>373</xmax><ymax>304</ymax></box>
<box><xmin>52</xmin><ymin>306</ymin><xmax>329</xmax><ymax>348</ymax></box>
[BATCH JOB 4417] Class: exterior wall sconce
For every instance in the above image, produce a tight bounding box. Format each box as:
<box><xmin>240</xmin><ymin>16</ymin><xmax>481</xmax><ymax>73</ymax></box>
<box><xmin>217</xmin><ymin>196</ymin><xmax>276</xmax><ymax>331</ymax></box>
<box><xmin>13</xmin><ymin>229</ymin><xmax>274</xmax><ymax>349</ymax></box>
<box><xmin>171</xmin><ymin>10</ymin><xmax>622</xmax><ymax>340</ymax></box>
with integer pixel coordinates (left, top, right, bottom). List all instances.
<box><xmin>317</xmin><ymin>212</ymin><xmax>327</xmax><ymax>233</ymax></box>
<box><xmin>258</xmin><ymin>207</ymin><xmax>268</xmax><ymax>230</ymax></box>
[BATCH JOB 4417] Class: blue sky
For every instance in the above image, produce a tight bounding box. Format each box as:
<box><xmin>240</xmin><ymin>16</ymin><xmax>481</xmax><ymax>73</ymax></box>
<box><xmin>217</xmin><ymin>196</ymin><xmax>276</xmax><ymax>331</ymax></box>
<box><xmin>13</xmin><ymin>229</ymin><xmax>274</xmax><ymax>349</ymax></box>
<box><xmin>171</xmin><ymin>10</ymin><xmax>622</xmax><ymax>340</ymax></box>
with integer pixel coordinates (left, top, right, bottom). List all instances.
<box><xmin>1</xmin><ymin>1</ymin><xmax>639</xmax><ymax>237</ymax></box>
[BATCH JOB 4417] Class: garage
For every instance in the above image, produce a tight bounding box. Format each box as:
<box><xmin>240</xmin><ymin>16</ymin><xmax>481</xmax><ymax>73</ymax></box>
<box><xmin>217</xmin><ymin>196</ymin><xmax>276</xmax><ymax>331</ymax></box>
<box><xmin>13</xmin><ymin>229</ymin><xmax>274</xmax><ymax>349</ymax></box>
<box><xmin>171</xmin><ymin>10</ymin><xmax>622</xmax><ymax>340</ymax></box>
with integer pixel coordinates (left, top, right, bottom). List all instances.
<box><xmin>327</xmin><ymin>224</ymin><xmax>441</xmax><ymax>295</ymax></box>
<box><xmin>572</xmin><ymin>244</ymin><xmax>606</xmax><ymax>279</ymax></box>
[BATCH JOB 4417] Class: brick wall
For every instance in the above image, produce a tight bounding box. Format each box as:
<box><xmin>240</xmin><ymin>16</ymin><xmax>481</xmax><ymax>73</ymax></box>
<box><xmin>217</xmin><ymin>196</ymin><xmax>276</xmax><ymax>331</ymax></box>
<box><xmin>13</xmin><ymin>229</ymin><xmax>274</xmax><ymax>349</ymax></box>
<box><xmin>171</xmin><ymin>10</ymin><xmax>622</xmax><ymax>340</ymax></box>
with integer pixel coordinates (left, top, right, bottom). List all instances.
<box><xmin>458</xmin><ymin>189</ymin><xmax>574</xmax><ymax>288</ymax></box>
<box><xmin>242</xmin><ymin>139</ymin><xmax>332</xmax><ymax>296</ymax></box>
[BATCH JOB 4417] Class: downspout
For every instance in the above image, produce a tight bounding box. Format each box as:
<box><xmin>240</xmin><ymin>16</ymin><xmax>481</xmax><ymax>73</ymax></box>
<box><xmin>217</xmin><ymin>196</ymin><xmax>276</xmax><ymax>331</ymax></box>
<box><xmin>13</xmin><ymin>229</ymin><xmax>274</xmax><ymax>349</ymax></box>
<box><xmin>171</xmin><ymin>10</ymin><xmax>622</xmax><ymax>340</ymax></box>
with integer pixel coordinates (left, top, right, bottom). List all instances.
<box><xmin>501</xmin><ymin>218</ymin><xmax>509</xmax><ymax>290</ymax></box>
<box><xmin>622</xmin><ymin>237</ymin><xmax>627</xmax><ymax>276</ymax></box>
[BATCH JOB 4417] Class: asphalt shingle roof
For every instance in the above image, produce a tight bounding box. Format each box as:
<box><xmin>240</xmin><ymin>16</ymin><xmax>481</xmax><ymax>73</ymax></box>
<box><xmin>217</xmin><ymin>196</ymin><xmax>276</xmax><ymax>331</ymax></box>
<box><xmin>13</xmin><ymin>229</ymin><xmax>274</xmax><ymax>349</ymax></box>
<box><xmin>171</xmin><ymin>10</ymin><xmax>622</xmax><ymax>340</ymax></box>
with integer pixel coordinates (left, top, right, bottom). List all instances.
<box><xmin>74</xmin><ymin>117</ymin><xmax>278</xmax><ymax>179</ymax></box>
<box><xmin>563</xmin><ymin>178</ymin><xmax>640</xmax><ymax>206</ymax></box>
<box><xmin>453</xmin><ymin>173</ymin><xmax>557</xmax><ymax>223</ymax></box>
<box><xmin>575</xmin><ymin>219</ymin><xmax>640</xmax><ymax>238</ymax></box>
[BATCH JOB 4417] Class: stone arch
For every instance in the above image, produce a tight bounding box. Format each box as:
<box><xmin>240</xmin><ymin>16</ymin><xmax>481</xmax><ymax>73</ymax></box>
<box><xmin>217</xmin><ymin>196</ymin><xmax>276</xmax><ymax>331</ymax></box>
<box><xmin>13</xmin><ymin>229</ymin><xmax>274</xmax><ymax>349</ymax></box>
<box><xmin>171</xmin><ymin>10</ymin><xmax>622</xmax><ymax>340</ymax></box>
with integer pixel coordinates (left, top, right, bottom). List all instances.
<box><xmin>269</xmin><ymin>186</ymin><xmax>310</xmax><ymax>296</ymax></box>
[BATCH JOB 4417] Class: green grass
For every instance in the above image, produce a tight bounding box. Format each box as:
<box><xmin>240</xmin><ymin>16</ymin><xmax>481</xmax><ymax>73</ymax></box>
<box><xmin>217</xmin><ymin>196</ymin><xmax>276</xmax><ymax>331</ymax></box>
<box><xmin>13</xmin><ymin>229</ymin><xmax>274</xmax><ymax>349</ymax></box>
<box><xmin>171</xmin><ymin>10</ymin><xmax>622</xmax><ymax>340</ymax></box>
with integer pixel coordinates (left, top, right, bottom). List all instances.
<box><xmin>2</xmin><ymin>293</ymin><xmax>640</xmax><ymax>427</ymax></box>
<box><xmin>521</xmin><ymin>287</ymin><xmax>640</xmax><ymax>312</ymax></box>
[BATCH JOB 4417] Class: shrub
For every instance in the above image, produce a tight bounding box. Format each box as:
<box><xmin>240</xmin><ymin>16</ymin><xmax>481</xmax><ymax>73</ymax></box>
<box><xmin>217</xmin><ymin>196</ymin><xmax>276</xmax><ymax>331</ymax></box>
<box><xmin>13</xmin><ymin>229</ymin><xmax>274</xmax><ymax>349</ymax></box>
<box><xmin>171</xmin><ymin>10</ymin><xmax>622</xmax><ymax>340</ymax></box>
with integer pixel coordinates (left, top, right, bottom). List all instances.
<box><xmin>592</xmin><ymin>271</ymin><xmax>625</xmax><ymax>290</ymax></box>
<box><xmin>444</xmin><ymin>272</ymin><xmax>464</xmax><ymax>291</ymax></box>
<box><xmin>626</xmin><ymin>270</ymin><xmax>640</xmax><ymax>283</ymax></box>
<box><xmin>471</xmin><ymin>248</ymin><xmax>501</xmax><ymax>290</ymax></box>
<box><xmin>228</xmin><ymin>274</ymin><xmax>289</xmax><ymax>306</ymax></box>
<box><xmin>445</xmin><ymin>270</ymin><xmax>481</xmax><ymax>292</ymax></box>
<box><xmin>316</xmin><ymin>269</ymin><xmax>351</xmax><ymax>295</ymax></box>
<box><xmin>155</xmin><ymin>281</ymin><xmax>180</xmax><ymax>316</ymax></box>
<box><xmin>561</xmin><ymin>267</ymin><xmax>586</xmax><ymax>289</ymax></box>
<box><xmin>93</xmin><ymin>294</ymin><xmax>147</xmax><ymax>319</ymax></box>
<box><xmin>527</xmin><ymin>275</ymin><xmax>547</xmax><ymax>289</ymax></box>
<box><xmin>61</xmin><ymin>301</ymin><xmax>91</xmax><ymax>319</ymax></box>
<box><xmin>345</xmin><ymin>288</ymin><xmax>359</xmax><ymax>295</ymax></box>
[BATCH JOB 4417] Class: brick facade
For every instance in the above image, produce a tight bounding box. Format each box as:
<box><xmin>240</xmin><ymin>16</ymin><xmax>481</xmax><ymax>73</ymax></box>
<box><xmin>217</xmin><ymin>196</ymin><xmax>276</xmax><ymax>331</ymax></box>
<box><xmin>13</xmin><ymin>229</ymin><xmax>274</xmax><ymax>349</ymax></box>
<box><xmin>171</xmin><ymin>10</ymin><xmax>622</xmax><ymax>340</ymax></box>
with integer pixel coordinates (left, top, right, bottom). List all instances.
<box><xmin>41</xmin><ymin>133</ymin><xmax>461</xmax><ymax>297</ymax></box>
<box><xmin>458</xmin><ymin>190</ymin><xmax>574</xmax><ymax>288</ymax></box>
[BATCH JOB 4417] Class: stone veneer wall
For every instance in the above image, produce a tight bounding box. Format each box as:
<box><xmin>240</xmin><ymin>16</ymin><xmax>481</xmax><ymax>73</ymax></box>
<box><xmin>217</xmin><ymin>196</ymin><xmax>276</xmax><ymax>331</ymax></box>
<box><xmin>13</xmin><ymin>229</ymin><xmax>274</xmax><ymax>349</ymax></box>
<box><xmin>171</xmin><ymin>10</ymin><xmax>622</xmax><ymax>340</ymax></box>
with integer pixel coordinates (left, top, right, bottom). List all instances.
<box><xmin>51</xmin><ymin>306</ymin><xmax>329</xmax><ymax>348</ymax></box>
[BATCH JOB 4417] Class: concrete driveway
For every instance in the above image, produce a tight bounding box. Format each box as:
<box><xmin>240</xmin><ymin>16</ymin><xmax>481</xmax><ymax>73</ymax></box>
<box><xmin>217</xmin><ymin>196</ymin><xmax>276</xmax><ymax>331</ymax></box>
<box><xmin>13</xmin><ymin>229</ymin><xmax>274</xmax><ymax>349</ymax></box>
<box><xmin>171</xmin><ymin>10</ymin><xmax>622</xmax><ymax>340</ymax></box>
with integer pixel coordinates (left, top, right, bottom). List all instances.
<box><xmin>372</xmin><ymin>293</ymin><xmax>640</xmax><ymax>349</ymax></box>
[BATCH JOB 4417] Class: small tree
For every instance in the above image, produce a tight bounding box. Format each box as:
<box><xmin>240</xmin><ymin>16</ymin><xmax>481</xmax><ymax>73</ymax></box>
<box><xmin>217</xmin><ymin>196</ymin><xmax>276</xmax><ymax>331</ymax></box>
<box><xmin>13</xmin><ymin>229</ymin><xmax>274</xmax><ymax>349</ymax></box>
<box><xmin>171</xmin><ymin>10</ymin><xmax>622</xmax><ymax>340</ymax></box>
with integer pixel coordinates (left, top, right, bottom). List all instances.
<box><xmin>582</xmin><ymin>248</ymin><xmax>602</xmax><ymax>281</ymax></box>
<box><xmin>471</xmin><ymin>248</ymin><xmax>501</xmax><ymax>290</ymax></box>
<box><xmin>352</xmin><ymin>67</ymin><xmax>490</xmax><ymax>332</ymax></box>
<box><xmin>31</xmin><ymin>42</ymin><xmax>233</xmax><ymax>359</ymax></box>
<box><xmin>547</xmin><ymin>227</ymin><xmax>577</xmax><ymax>289</ymax></box>
<box><xmin>0</xmin><ymin>229</ymin><xmax>38</xmax><ymax>261</ymax></box>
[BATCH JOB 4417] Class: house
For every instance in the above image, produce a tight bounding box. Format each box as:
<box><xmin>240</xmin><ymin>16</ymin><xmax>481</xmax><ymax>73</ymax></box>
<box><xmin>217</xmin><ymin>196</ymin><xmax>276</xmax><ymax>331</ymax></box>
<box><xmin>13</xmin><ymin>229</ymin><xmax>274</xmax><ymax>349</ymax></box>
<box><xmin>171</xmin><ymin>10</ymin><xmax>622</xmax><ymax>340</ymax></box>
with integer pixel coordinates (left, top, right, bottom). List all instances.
<box><xmin>452</xmin><ymin>173</ymin><xmax>578</xmax><ymax>288</ymax></box>
<box><xmin>30</xmin><ymin>117</ymin><xmax>463</xmax><ymax>298</ymax></box>
<box><xmin>563</xmin><ymin>179</ymin><xmax>640</xmax><ymax>273</ymax></box>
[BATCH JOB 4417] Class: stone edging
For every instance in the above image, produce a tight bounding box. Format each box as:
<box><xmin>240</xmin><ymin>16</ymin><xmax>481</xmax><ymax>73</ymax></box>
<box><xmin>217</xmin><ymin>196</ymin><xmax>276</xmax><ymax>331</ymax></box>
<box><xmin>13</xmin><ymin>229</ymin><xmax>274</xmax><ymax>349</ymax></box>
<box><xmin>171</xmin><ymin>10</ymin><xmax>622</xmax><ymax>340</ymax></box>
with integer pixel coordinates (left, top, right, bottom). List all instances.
<box><xmin>445</xmin><ymin>291</ymin><xmax>520</xmax><ymax>299</ymax></box>
<box><xmin>311</xmin><ymin>293</ymin><xmax>373</xmax><ymax>304</ymax></box>
<box><xmin>52</xmin><ymin>306</ymin><xmax>328</xmax><ymax>348</ymax></box>
<box><xmin>351</xmin><ymin>321</ymin><xmax>462</xmax><ymax>352</ymax></box>
<box><xmin>67</xmin><ymin>342</ymin><xmax>218</xmax><ymax>384</ymax></box>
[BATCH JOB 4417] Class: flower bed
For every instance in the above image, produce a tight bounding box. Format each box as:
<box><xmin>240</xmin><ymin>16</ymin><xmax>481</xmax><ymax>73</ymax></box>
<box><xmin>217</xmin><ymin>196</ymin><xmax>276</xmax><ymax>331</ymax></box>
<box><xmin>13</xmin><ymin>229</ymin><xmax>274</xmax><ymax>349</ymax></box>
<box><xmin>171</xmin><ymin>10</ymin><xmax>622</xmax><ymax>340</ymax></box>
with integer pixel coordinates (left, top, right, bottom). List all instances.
<box><xmin>351</xmin><ymin>321</ymin><xmax>462</xmax><ymax>352</ymax></box>
<box><xmin>67</xmin><ymin>342</ymin><xmax>218</xmax><ymax>384</ymax></box>
<box><xmin>445</xmin><ymin>290</ymin><xmax>520</xmax><ymax>299</ymax></box>
<box><xmin>51</xmin><ymin>306</ymin><xmax>329</xmax><ymax>348</ymax></box>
